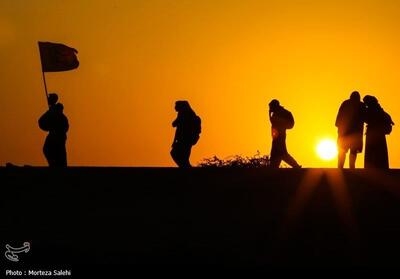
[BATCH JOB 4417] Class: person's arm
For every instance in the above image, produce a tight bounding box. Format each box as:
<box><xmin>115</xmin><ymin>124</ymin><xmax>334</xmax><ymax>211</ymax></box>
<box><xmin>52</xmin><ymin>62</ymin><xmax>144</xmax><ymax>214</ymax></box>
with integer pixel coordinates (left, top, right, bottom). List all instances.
<box><xmin>269</xmin><ymin>110</ymin><xmax>273</xmax><ymax>123</ymax></box>
<box><xmin>64</xmin><ymin>115</ymin><xmax>69</xmax><ymax>133</ymax></box>
<box><xmin>335</xmin><ymin>103</ymin><xmax>344</xmax><ymax>128</ymax></box>
<box><xmin>172</xmin><ymin>118</ymin><xmax>178</xmax><ymax>127</ymax></box>
<box><xmin>172</xmin><ymin>113</ymin><xmax>181</xmax><ymax>127</ymax></box>
<box><xmin>172</xmin><ymin>115</ymin><xmax>180</xmax><ymax>146</ymax></box>
<box><xmin>362</xmin><ymin>104</ymin><xmax>370</xmax><ymax>125</ymax></box>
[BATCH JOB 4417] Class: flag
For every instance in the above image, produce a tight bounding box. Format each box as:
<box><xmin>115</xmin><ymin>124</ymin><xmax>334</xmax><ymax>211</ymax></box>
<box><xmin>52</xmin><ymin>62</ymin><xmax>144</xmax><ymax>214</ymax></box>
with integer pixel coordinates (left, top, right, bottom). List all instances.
<box><xmin>38</xmin><ymin>41</ymin><xmax>79</xmax><ymax>72</ymax></box>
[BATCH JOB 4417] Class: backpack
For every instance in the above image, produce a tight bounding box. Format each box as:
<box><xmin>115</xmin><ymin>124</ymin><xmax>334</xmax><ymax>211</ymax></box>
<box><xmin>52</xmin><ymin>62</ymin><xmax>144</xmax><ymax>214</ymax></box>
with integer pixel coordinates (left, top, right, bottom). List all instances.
<box><xmin>383</xmin><ymin>112</ymin><xmax>394</xmax><ymax>135</ymax></box>
<box><xmin>282</xmin><ymin>109</ymin><xmax>295</xmax><ymax>129</ymax></box>
<box><xmin>191</xmin><ymin>115</ymin><xmax>201</xmax><ymax>145</ymax></box>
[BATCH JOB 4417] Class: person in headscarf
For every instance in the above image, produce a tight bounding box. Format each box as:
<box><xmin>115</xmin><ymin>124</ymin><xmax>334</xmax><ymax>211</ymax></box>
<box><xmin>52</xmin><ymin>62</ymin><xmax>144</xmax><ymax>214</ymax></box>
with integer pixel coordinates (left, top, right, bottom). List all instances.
<box><xmin>268</xmin><ymin>99</ymin><xmax>301</xmax><ymax>168</ymax></box>
<box><xmin>363</xmin><ymin>95</ymin><xmax>394</xmax><ymax>169</ymax></box>
<box><xmin>171</xmin><ymin>101</ymin><xmax>201</xmax><ymax>168</ymax></box>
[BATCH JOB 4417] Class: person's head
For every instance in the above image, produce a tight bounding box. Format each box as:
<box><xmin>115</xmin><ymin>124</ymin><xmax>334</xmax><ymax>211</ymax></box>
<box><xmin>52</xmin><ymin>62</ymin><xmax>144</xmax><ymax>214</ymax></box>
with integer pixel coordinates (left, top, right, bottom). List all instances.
<box><xmin>175</xmin><ymin>100</ymin><xmax>191</xmax><ymax>112</ymax></box>
<box><xmin>48</xmin><ymin>93</ymin><xmax>58</xmax><ymax>106</ymax></box>
<box><xmin>363</xmin><ymin>95</ymin><xmax>378</xmax><ymax>108</ymax></box>
<box><xmin>350</xmin><ymin>91</ymin><xmax>360</xmax><ymax>102</ymax></box>
<box><xmin>269</xmin><ymin>99</ymin><xmax>280</xmax><ymax>111</ymax></box>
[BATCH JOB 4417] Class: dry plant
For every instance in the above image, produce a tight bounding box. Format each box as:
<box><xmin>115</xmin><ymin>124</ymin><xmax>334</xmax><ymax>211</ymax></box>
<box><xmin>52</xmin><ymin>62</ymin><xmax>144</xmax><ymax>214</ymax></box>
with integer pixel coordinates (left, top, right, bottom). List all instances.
<box><xmin>198</xmin><ymin>151</ymin><xmax>270</xmax><ymax>168</ymax></box>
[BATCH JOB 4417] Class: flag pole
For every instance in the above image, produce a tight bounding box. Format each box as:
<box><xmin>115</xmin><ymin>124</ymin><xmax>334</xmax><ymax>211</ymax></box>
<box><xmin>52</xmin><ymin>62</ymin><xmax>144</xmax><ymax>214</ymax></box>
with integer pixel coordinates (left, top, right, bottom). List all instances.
<box><xmin>41</xmin><ymin>70</ymin><xmax>50</xmax><ymax>108</ymax></box>
<box><xmin>38</xmin><ymin>42</ymin><xmax>49</xmax><ymax>108</ymax></box>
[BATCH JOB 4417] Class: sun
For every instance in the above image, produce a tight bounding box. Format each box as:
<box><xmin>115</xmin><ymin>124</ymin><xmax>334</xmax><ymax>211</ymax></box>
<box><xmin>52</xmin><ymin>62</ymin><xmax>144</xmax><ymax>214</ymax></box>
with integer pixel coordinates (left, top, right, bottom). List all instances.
<box><xmin>316</xmin><ymin>139</ymin><xmax>338</xmax><ymax>161</ymax></box>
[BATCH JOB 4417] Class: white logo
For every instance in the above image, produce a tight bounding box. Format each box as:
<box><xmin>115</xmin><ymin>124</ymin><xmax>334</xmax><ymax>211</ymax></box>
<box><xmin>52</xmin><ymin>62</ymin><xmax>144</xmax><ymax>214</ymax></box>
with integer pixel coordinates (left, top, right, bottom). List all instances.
<box><xmin>5</xmin><ymin>242</ymin><xmax>30</xmax><ymax>262</ymax></box>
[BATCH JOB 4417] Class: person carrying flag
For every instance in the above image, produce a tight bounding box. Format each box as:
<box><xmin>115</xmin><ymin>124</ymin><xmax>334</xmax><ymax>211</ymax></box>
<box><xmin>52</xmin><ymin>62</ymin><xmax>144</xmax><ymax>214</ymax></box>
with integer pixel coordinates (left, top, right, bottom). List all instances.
<box><xmin>38</xmin><ymin>93</ymin><xmax>69</xmax><ymax>167</ymax></box>
<box><xmin>36</xmin><ymin>41</ymin><xmax>78</xmax><ymax>166</ymax></box>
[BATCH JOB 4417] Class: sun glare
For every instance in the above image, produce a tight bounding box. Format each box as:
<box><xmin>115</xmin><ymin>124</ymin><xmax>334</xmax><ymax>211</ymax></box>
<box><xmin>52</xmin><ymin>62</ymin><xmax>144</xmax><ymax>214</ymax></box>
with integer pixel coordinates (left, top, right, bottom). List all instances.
<box><xmin>316</xmin><ymin>139</ymin><xmax>338</xmax><ymax>161</ymax></box>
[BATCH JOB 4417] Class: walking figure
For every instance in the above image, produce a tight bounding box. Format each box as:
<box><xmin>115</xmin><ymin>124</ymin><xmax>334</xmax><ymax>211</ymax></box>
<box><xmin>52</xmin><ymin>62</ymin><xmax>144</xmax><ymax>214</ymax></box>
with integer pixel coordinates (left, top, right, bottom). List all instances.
<box><xmin>335</xmin><ymin>91</ymin><xmax>365</xmax><ymax>169</ymax></box>
<box><xmin>38</xmin><ymin>93</ymin><xmax>69</xmax><ymax>167</ymax></box>
<box><xmin>170</xmin><ymin>101</ymin><xmax>201</xmax><ymax>168</ymax></box>
<box><xmin>268</xmin><ymin>99</ymin><xmax>301</xmax><ymax>168</ymax></box>
<box><xmin>363</xmin><ymin>95</ymin><xmax>394</xmax><ymax>169</ymax></box>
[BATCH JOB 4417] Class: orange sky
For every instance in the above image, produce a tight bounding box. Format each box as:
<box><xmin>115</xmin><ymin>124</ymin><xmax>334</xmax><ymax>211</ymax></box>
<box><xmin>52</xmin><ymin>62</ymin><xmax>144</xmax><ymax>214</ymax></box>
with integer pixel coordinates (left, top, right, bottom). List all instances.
<box><xmin>0</xmin><ymin>0</ymin><xmax>399</xmax><ymax>167</ymax></box>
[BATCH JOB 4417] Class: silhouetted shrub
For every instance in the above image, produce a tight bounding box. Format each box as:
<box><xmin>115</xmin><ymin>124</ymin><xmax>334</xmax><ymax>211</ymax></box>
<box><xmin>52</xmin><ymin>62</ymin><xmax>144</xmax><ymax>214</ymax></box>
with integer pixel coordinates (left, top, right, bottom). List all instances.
<box><xmin>198</xmin><ymin>151</ymin><xmax>270</xmax><ymax>168</ymax></box>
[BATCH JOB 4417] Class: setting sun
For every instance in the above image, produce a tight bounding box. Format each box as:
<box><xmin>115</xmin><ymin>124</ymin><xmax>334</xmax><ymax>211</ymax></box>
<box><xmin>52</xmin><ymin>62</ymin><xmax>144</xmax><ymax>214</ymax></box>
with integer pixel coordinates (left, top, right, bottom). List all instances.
<box><xmin>316</xmin><ymin>139</ymin><xmax>338</xmax><ymax>161</ymax></box>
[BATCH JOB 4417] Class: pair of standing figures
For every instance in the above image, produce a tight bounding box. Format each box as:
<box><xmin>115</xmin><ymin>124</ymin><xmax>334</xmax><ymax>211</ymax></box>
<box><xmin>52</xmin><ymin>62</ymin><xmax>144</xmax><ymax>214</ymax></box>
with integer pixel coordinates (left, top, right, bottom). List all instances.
<box><xmin>336</xmin><ymin>91</ymin><xmax>394</xmax><ymax>169</ymax></box>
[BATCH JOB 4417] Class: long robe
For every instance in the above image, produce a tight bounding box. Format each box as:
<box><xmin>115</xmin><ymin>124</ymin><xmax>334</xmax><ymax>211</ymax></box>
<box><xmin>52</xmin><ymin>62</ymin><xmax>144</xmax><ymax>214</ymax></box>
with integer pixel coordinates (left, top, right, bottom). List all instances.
<box><xmin>364</xmin><ymin>107</ymin><xmax>389</xmax><ymax>169</ymax></box>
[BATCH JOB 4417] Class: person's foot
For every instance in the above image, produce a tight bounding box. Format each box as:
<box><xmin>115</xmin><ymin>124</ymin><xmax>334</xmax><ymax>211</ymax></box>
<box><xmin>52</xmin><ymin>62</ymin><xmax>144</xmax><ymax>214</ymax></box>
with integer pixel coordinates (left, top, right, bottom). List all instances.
<box><xmin>293</xmin><ymin>165</ymin><xmax>302</xmax><ymax>169</ymax></box>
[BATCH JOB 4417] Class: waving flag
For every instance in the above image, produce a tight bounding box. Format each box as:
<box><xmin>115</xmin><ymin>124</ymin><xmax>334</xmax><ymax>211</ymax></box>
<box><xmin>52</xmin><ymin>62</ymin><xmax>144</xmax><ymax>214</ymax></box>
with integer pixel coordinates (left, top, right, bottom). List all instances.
<box><xmin>38</xmin><ymin>42</ymin><xmax>79</xmax><ymax>72</ymax></box>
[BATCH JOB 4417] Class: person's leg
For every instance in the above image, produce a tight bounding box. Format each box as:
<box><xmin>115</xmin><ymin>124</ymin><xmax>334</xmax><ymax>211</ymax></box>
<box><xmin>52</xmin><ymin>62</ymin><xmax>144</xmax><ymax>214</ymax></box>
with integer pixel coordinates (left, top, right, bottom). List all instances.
<box><xmin>53</xmin><ymin>139</ymin><xmax>67</xmax><ymax>167</ymax></box>
<box><xmin>337</xmin><ymin>137</ymin><xmax>347</xmax><ymax>169</ymax></box>
<box><xmin>270</xmin><ymin>156</ymin><xmax>282</xmax><ymax>168</ymax></box>
<box><xmin>283</xmin><ymin>153</ymin><xmax>301</xmax><ymax>168</ymax></box>
<box><xmin>46</xmin><ymin>144</ymin><xmax>59</xmax><ymax>167</ymax></box>
<box><xmin>43</xmin><ymin>144</ymin><xmax>51</xmax><ymax>166</ymax></box>
<box><xmin>349</xmin><ymin>149</ymin><xmax>357</xmax><ymax>169</ymax></box>
<box><xmin>181</xmin><ymin>144</ymin><xmax>192</xmax><ymax>168</ymax></box>
<box><xmin>60</xmin><ymin>142</ymin><xmax>67</xmax><ymax>167</ymax></box>
<box><xmin>171</xmin><ymin>144</ymin><xmax>183</xmax><ymax>167</ymax></box>
<box><xmin>270</xmin><ymin>138</ymin><xmax>283</xmax><ymax>168</ymax></box>
<box><xmin>43</xmin><ymin>136</ymin><xmax>53</xmax><ymax>166</ymax></box>
<box><xmin>338</xmin><ymin>148</ymin><xmax>346</xmax><ymax>169</ymax></box>
<box><xmin>280</xmin><ymin>136</ymin><xmax>300</xmax><ymax>168</ymax></box>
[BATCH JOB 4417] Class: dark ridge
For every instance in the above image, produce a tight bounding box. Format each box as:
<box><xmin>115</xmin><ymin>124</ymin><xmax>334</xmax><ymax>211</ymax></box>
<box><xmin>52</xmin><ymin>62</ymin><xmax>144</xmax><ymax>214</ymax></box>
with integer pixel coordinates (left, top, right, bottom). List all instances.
<box><xmin>2</xmin><ymin>167</ymin><xmax>400</xmax><ymax>270</ymax></box>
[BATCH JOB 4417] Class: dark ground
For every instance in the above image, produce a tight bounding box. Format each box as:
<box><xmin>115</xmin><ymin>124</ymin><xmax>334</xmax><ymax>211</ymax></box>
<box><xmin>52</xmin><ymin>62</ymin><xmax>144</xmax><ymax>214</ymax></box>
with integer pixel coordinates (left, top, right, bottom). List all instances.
<box><xmin>2</xmin><ymin>167</ymin><xmax>400</xmax><ymax>273</ymax></box>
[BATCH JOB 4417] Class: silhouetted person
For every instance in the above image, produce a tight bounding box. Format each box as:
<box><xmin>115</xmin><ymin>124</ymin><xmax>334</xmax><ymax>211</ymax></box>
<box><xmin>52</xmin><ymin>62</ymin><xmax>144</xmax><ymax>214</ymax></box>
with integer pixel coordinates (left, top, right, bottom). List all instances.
<box><xmin>171</xmin><ymin>101</ymin><xmax>201</xmax><ymax>168</ymax></box>
<box><xmin>268</xmin><ymin>99</ymin><xmax>301</xmax><ymax>168</ymax></box>
<box><xmin>335</xmin><ymin>91</ymin><xmax>365</xmax><ymax>169</ymax></box>
<box><xmin>363</xmin><ymin>95</ymin><xmax>394</xmax><ymax>169</ymax></box>
<box><xmin>38</xmin><ymin>93</ymin><xmax>69</xmax><ymax>167</ymax></box>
